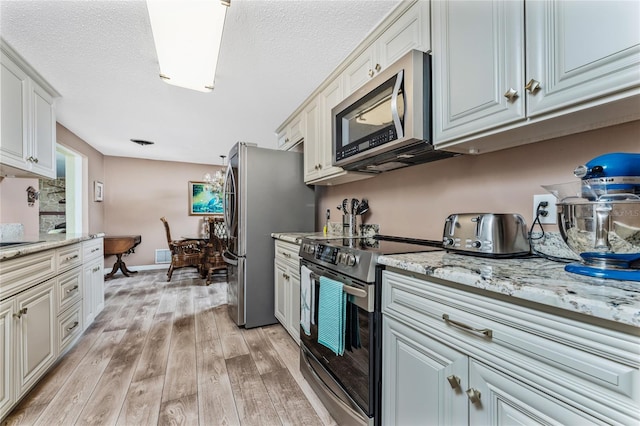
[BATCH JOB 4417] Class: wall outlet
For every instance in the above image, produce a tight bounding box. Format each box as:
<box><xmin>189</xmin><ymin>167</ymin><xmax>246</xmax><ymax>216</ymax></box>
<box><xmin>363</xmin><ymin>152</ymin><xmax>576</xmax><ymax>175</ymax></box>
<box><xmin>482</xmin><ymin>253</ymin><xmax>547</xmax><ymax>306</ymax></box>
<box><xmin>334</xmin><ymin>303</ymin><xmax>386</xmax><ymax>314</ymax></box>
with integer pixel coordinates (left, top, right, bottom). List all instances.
<box><xmin>533</xmin><ymin>194</ymin><xmax>557</xmax><ymax>225</ymax></box>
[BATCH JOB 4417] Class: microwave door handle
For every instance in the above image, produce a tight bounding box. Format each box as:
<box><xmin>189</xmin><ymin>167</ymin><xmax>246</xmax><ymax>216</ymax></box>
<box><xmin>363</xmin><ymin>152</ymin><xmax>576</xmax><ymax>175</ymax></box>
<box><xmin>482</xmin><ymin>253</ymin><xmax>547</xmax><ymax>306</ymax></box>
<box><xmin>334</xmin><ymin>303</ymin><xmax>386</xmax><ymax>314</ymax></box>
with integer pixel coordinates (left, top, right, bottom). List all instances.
<box><xmin>391</xmin><ymin>69</ymin><xmax>404</xmax><ymax>139</ymax></box>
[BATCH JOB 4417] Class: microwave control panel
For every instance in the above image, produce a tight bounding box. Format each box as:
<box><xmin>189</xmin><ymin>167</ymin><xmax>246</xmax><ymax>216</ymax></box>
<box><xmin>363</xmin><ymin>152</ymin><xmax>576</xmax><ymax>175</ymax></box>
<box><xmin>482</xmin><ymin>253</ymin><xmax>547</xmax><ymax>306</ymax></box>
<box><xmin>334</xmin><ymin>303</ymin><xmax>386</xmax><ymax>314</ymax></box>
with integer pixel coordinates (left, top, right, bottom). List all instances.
<box><xmin>336</xmin><ymin>127</ymin><xmax>397</xmax><ymax>161</ymax></box>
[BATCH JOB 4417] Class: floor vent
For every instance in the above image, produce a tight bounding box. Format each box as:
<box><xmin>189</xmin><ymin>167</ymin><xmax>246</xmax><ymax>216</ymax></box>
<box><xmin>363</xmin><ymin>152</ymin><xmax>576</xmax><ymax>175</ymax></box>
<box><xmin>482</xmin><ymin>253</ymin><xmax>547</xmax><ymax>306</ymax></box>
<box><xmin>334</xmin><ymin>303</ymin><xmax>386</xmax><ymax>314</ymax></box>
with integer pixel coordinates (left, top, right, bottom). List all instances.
<box><xmin>155</xmin><ymin>249</ymin><xmax>171</xmax><ymax>264</ymax></box>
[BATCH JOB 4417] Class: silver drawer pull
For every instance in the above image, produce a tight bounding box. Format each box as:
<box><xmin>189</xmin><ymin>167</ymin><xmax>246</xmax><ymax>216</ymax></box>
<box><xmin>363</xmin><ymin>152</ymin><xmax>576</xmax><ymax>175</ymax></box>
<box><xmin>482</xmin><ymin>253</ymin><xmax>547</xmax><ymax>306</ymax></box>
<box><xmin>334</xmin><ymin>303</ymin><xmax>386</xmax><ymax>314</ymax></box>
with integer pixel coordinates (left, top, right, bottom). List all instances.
<box><xmin>66</xmin><ymin>285</ymin><xmax>79</xmax><ymax>293</ymax></box>
<box><xmin>64</xmin><ymin>254</ymin><xmax>79</xmax><ymax>261</ymax></box>
<box><xmin>91</xmin><ymin>248</ymin><xmax>100</xmax><ymax>253</ymax></box>
<box><xmin>279</xmin><ymin>251</ymin><xmax>292</xmax><ymax>258</ymax></box>
<box><xmin>442</xmin><ymin>314</ymin><xmax>492</xmax><ymax>338</ymax></box>
<box><xmin>66</xmin><ymin>321</ymin><xmax>79</xmax><ymax>332</ymax></box>
<box><xmin>92</xmin><ymin>266</ymin><xmax>101</xmax><ymax>272</ymax></box>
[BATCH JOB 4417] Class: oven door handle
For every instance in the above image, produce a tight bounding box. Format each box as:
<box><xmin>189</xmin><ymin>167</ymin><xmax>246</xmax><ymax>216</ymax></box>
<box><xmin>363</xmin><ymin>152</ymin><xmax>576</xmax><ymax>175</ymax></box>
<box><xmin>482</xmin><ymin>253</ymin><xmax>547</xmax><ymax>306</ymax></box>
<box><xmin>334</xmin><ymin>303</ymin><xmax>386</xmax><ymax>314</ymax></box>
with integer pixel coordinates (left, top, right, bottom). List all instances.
<box><xmin>308</xmin><ymin>271</ymin><xmax>367</xmax><ymax>299</ymax></box>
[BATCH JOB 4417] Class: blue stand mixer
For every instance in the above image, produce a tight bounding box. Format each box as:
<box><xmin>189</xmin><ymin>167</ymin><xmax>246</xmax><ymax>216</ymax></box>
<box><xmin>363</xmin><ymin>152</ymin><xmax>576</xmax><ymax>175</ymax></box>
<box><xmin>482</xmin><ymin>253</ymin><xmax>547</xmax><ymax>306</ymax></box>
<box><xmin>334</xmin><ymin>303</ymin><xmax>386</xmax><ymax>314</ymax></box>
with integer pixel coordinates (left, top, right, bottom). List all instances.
<box><xmin>554</xmin><ymin>153</ymin><xmax>640</xmax><ymax>282</ymax></box>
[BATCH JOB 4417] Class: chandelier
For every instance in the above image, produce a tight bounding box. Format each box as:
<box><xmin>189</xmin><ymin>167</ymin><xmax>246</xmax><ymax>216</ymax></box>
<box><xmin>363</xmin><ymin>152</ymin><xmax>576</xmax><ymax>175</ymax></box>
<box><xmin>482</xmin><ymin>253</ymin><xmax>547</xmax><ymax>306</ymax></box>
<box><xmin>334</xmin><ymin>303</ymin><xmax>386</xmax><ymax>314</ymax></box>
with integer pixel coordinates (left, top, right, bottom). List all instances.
<box><xmin>203</xmin><ymin>155</ymin><xmax>226</xmax><ymax>192</ymax></box>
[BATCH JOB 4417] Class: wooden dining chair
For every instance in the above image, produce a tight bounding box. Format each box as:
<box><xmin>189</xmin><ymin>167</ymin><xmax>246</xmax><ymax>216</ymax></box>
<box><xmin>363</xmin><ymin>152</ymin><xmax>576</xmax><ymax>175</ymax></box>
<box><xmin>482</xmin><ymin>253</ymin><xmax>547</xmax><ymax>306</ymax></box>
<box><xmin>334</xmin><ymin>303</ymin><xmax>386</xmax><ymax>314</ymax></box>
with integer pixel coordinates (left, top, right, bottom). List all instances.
<box><xmin>203</xmin><ymin>217</ymin><xmax>227</xmax><ymax>284</ymax></box>
<box><xmin>160</xmin><ymin>217</ymin><xmax>205</xmax><ymax>281</ymax></box>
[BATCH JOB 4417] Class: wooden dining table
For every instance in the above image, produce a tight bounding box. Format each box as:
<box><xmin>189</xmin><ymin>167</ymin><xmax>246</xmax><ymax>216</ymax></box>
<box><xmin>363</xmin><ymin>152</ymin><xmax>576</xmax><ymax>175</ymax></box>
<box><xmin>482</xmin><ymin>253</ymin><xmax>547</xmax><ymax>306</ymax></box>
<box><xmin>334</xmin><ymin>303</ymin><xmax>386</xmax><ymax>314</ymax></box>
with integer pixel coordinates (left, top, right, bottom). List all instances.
<box><xmin>104</xmin><ymin>235</ymin><xmax>142</xmax><ymax>279</ymax></box>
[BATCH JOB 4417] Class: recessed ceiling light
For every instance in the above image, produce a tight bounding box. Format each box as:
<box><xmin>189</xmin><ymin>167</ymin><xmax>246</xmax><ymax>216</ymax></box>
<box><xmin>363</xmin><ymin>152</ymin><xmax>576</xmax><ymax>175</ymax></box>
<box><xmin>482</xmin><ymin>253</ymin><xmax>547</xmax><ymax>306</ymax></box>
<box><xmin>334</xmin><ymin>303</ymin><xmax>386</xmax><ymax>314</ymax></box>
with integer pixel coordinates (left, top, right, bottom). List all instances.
<box><xmin>131</xmin><ymin>139</ymin><xmax>155</xmax><ymax>146</ymax></box>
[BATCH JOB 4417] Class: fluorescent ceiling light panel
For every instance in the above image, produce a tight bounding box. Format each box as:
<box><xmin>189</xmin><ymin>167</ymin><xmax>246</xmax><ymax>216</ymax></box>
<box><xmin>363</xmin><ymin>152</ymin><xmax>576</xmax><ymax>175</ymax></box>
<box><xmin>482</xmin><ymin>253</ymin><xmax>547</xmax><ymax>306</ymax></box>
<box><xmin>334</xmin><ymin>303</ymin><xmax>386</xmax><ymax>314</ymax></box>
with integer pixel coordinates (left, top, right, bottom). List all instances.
<box><xmin>147</xmin><ymin>0</ymin><xmax>228</xmax><ymax>92</ymax></box>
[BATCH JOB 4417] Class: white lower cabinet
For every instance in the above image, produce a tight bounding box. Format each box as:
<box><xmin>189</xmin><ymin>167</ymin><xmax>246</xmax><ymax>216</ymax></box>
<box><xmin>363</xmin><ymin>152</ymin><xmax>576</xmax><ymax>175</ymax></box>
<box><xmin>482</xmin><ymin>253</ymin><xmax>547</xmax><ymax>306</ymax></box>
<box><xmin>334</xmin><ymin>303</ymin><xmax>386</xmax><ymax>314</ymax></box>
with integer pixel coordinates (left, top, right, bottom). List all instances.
<box><xmin>14</xmin><ymin>279</ymin><xmax>56</xmax><ymax>400</ymax></box>
<box><xmin>0</xmin><ymin>238</ymin><xmax>105</xmax><ymax>421</ymax></box>
<box><xmin>383</xmin><ymin>316</ymin><xmax>468</xmax><ymax>425</ymax></box>
<box><xmin>82</xmin><ymin>238</ymin><xmax>104</xmax><ymax>327</ymax></box>
<box><xmin>0</xmin><ymin>304</ymin><xmax>13</xmax><ymax>420</ymax></box>
<box><xmin>381</xmin><ymin>270</ymin><xmax>640</xmax><ymax>425</ymax></box>
<box><xmin>273</xmin><ymin>240</ymin><xmax>301</xmax><ymax>344</ymax></box>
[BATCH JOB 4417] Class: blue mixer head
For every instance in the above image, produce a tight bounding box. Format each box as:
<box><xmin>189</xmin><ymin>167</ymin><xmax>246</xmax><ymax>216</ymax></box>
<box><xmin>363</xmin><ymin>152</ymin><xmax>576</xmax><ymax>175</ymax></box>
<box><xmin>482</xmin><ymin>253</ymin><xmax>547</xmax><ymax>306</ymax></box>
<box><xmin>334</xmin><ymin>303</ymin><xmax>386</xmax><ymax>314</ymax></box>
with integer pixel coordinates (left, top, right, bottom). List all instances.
<box><xmin>573</xmin><ymin>152</ymin><xmax>640</xmax><ymax>200</ymax></box>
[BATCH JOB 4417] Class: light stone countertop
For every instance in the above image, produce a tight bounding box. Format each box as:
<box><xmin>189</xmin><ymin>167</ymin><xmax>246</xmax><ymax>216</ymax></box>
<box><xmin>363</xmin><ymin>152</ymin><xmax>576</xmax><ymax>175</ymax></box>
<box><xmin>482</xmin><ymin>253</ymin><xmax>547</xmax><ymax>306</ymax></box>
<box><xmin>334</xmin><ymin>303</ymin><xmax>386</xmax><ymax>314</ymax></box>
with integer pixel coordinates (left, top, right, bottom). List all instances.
<box><xmin>271</xmin><ymin>232</ymin><xmax>345</xmax><ymax>245</ymax></box>
<box><xmin>378</xmin><ymin>251</ymin><xmax>640</xmax><ymax>328</ymax></box>
<box><xmin>0</xmin><ymin>233</ymin><xmax>105</xmax><ymax>261</ymax></box>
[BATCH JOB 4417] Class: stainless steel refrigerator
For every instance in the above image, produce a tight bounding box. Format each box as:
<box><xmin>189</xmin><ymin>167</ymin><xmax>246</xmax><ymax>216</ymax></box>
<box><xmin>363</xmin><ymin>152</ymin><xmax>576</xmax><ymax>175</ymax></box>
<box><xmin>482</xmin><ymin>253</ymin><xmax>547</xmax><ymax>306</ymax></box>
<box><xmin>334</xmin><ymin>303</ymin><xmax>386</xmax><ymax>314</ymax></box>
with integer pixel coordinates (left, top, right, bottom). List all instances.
<box><xmin>222</xmin><ymin>142</ymin><xmax>315</xmax><ymax>328</ymax></box>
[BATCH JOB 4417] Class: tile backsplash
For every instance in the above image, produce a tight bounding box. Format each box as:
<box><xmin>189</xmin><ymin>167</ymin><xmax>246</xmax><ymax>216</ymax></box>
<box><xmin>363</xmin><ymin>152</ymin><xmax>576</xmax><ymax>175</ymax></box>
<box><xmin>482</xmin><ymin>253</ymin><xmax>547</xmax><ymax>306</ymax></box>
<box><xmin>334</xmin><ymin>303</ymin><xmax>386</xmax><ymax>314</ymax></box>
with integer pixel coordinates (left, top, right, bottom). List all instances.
<box><xmin>0</xmin><ymin>223</ymin><xmax>24</xmax><ymax>241</ymax></box>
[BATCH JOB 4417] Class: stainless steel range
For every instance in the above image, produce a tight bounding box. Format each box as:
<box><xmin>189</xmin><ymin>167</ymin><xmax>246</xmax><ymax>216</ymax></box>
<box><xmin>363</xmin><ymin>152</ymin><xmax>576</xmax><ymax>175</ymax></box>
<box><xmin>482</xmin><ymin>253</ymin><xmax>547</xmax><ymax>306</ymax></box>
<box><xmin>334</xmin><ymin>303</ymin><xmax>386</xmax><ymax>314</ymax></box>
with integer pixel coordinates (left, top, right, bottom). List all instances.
<box><xmin>298</xmin><ymin>235</ymin><xmax>442</xmax><ymax>426</ymax></box>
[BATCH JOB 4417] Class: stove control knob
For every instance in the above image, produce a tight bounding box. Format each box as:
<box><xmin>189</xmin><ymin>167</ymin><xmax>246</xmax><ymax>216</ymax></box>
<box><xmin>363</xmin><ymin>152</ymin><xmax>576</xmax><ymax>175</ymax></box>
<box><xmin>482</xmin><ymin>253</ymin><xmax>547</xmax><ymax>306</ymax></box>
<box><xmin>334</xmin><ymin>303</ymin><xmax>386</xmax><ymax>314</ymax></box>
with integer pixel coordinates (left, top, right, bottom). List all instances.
<box><xmin>443</xmin><ymin>237</ymin><xmax>454</xmax><ymax>247</ymax></box>
<box><xmin>337</xmin><ymin>253</ymin><xmax>345</xmax><ymax>264</ymax></box>
<box><xmin>303</xmin><ymin>244</ymin><xmax>315</xmax><ymax>254</ymax></box>
<box><xmin>345</xmin><ymin>254</ymin><xmax>357</xmax><ymax>267</ymax></box>
<box><xmin>471</xmin><ymin>240</ymin><xmax>482</xmax><ymax>249</ymax></box>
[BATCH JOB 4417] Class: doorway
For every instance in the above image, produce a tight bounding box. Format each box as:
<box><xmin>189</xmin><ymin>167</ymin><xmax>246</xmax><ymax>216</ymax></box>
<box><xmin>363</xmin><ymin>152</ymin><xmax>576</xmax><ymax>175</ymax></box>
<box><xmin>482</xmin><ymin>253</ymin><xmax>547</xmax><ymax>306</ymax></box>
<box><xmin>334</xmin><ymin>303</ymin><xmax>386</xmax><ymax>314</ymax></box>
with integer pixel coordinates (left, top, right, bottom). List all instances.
<box><xmin>56</xmin><ymin>144</ymin><xmax>87</xmax><ymax>234</ymax></box>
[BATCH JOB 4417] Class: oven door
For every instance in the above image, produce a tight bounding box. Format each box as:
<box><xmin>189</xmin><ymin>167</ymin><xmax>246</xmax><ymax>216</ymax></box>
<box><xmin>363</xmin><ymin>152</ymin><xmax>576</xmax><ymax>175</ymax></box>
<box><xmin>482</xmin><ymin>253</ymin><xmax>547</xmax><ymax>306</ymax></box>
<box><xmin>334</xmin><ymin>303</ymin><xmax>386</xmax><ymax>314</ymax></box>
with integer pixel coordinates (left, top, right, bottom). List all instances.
<box><xmin>299</xmin><ymin>260</ymin><xmax>376</xmax><ymax>421</ymax></box>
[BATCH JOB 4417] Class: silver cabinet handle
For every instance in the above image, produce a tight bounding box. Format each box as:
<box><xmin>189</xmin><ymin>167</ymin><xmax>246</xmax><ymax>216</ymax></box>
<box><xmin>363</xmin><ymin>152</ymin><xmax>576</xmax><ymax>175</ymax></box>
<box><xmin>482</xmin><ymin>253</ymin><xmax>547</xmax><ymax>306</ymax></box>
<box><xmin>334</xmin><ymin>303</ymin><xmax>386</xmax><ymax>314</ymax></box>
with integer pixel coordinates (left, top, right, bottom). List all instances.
<box><xmin>374</xmin><ymin>63</ymin><xmax>381</xmax><ymax>72</ymax></box>
<box><xmin>503</xmin><ymin>88</ymin><xmax>518</xmax><ymax>101</ymax></box>
<box><xmin>447</xmin><ymin>375</ymin><xmax>461</xmax><ymax>389</ymax></box>
<box><xmin>279</xmin><ymin>251</ymin><xmax>291</xmax><ymax>258</ymax></box>
<box><xmin>442</xmin><ymin>314</ymin><xmax>492</xmax><ymax>338</ymax></box>
<box><xmin>66</xmin><ymin>321</ymin><xmax>79</xmax><ymax>332</ymax></box>
<box><xmin>368</xmin><ymin>69</ymin><xmax>374</xmax><ymax>77</ymax></box>
<box><xmin>466</xmin><ymin>388</ymin><xmax>481</xmax><ymax>404</ymax></box>
<box><xmin>65</xmin><ymin>254</ymin><xmax>79</xmax><ymax>261</ymax></box>
<box><xmin>66</xmin><ymin>285</ymin><xmax>79</xmax><ymax>293</ymax></box>
<box><xmin>91</xmin><ymin>248</ymin><xmax>100</xmax><ymax>253</ymax></box>
<box><xmin>92</xmin><ymin>266</ymin><xmax>101</xmax><ymax>272</ymax></box>
<box><xmin>525</xmin><ymin>78</ymin><xmax>541</xmax><ymax>94</ymax></box>
<box><xmin>13</xmin><ymin>307</ymin><xmax>28</xmax><ymax>319</ymax></box>
<box><xmin>317</xmin><ymin>163</ymin><xmax>322</xmax><ymax>169</ymax></box>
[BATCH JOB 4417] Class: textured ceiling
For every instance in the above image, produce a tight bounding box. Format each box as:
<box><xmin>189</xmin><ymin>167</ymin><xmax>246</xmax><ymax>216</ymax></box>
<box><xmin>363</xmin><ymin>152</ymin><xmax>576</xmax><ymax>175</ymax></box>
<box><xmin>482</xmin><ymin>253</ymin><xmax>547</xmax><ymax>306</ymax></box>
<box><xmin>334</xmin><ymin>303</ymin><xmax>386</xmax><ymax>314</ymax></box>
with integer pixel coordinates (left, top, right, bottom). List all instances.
<box><xmin>0</xmin><ymin>0</ymin><xmax>401</xmax><ymax>165</ymax></box>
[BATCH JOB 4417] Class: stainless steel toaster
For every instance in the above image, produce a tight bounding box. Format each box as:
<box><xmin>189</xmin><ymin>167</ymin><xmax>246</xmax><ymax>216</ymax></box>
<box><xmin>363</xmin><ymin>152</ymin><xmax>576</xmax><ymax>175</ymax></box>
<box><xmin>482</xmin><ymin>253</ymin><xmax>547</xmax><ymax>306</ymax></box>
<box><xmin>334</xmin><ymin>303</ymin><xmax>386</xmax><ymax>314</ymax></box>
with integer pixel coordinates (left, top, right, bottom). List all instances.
<box><xmin>442</xmin><ymin>213</ymin><xmax>530</xmax><ymax>257</ymax></box>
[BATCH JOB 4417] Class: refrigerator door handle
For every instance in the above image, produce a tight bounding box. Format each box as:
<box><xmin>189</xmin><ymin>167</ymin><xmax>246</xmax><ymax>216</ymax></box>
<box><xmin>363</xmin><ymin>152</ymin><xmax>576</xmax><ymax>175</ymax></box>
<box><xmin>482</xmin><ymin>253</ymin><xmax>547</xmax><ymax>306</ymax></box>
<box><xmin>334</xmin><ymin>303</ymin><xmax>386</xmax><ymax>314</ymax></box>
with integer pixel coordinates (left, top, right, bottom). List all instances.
<box><xmin>222</xmin><ymin>250</ymin><xmax>239</xmax><ymax>266</ymax></box>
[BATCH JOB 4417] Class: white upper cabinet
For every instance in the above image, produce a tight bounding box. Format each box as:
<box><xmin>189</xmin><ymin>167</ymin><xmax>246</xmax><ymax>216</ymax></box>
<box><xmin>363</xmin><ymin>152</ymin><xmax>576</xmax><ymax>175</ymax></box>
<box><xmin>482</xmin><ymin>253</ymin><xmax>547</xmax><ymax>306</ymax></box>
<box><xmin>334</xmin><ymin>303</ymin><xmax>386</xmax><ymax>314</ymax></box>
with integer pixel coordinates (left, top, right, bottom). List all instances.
<box><xmin>432</xmin><ymin>0</ymin><xmax>525</xmax><ymax>143</ymax></box>
<box><xmin>0</xmin><ymin>40</ymin><xmax>59</xmax><ymax>179</ymax></box>
<box><xmin>276</xmin><ymin>0</ymin><xmax>430</xmax><ymax>186</ymax></box>
<box><xmin>344</xmin><ymin>0</ymin><xmax>431</xmax><ymax>95</ymax></box>
<box><xmin>525</xmin><ymin>0</ymin><xmax>640</xmax><ymax>117</ymax></box>
<box><xmin>433</xmin><ymin>0</ymin><xmax>640</xmax><ymax>153</ymax></box>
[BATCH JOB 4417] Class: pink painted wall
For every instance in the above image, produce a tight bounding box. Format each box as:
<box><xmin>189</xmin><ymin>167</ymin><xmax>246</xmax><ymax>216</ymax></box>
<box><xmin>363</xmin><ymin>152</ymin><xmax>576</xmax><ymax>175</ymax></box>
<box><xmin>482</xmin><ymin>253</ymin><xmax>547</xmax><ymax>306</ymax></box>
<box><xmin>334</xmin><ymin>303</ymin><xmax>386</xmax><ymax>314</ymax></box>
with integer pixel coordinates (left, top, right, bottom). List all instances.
<box><xmin>0</xmin><ymin>177</ymin><xmax>40</xmax><ymax>238</ymax></box>
<box><xmin>316</xmin><ymin>120</ymin><xmax>640</xmax><ymax>240</ymax></box>
<box><xmin>103</xmin><ymin>156</ymin><xmax>225</xmax><ymax>267</ymax></box>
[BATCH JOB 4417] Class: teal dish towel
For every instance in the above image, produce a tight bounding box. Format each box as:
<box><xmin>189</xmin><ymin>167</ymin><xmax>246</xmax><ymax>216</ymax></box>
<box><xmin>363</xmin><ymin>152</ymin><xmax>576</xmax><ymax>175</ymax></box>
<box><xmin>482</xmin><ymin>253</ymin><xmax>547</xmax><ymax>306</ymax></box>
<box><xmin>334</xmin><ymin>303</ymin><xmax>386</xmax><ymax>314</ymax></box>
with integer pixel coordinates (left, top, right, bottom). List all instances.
<box><xmin>317</xmin><ymin>276</ymin><xmax>347</xmax><ymax>356</ymax></box>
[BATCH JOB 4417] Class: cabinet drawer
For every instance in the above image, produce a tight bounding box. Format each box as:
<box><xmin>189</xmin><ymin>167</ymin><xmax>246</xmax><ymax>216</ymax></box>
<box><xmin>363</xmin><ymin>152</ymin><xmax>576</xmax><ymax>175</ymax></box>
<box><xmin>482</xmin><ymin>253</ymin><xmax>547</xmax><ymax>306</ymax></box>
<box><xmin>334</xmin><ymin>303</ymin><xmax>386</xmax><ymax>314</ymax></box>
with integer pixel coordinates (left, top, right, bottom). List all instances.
<box><xmin>82</xmin><ymin>238</ymin><xmax>103</xmax><ymax>260</ymax></box>
<box><xmin>56</xmin><ymin>244</ymin><xmax>82</xmax><ymax>272</ymax></box>
<box><xmin>57</xmin><ymin>301</ymin><xmax>82</xmax><ymax>354</ymax></box>
<box><xmin>0</xmin><ymin>250</ymin><xmax>56</xmax><ymax>300</ymax></box>
<box><xmin>382</xmin><ymin>270</ymin><xmax>640</xmax><ymax>423</ymax></box>
<box><xmin>275</xmin><ymin>240</ymin><xmax>300</xmax><ymax>266</ymax></box>
<box><xmin>56</xmin><ymin>267</ymin><xmax>82</xmax><ymax>313</ymax></box>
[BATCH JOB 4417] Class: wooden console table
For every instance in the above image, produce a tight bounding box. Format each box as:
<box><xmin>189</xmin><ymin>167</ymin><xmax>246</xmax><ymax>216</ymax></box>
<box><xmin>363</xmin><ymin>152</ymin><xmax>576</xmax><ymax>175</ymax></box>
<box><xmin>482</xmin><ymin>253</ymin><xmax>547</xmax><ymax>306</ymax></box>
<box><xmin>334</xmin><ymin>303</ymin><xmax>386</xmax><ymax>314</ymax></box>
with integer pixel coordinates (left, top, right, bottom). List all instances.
<box><xmin>104</xmin><ymin>235</ymin><xmax>142</xmax><ymax>279</ymax></box>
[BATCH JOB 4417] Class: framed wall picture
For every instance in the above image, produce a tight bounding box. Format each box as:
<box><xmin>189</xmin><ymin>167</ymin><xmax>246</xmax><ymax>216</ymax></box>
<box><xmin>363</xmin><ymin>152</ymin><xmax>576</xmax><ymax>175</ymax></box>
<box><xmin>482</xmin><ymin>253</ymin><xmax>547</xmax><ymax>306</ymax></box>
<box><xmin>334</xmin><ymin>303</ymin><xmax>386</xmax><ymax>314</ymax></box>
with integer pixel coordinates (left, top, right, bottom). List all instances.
<box><xmin>189</xmin><ymin>181</ymin><xmax>223</xmax><ymax>215</ymax></box>
<box><xmin>94</xmin><ymin>181</ymin><xmax>104</xmax><ymax>202</ymax></box>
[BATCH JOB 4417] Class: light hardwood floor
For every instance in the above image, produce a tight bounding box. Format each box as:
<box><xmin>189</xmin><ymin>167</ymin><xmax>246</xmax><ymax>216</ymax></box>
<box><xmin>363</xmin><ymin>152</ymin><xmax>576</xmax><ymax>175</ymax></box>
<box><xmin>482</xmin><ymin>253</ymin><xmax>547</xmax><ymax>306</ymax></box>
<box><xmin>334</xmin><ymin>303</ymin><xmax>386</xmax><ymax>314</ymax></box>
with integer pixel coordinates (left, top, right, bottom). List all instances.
<box><xmin>2</xmin><ymin>269</ymin><xmax>337</xmax><ymax>426</ymax></box>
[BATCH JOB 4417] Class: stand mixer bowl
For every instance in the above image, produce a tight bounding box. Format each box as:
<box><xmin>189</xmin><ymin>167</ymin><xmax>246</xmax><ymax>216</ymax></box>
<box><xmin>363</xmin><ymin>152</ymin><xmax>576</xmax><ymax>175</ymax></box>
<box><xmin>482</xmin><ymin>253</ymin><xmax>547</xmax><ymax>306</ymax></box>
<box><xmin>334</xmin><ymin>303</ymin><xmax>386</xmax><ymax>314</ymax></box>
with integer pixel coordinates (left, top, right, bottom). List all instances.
<box><xmin>551</xmin><ymin>152</ymin><xmax>640</xmax><ymax>281</ymax></box>
<box><xmin>557</xmin><ymin>197</ymin><xmax>640</xmax><ymax>281</ymax></box>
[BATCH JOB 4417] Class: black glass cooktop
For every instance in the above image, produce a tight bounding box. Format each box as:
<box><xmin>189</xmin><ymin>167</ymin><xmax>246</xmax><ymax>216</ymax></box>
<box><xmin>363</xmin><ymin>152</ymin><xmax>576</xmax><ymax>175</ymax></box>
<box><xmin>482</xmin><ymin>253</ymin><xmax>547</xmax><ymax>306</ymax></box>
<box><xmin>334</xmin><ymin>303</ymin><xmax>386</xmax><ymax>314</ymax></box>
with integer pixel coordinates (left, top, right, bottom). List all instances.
<box><xmin>322</xmin><ymin>234</ymin><xmax>443</xmax><ymax>254</ymax></box>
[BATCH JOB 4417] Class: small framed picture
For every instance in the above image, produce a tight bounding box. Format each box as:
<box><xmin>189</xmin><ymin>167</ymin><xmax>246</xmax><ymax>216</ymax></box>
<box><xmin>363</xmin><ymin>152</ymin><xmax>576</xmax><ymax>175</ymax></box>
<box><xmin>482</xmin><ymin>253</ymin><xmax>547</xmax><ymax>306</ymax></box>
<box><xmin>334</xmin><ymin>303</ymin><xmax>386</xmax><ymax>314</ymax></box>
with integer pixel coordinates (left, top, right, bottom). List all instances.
<box><xmin>94</xmin><ymin>181</ymin><xmax>104</xmax><ymax>202</ymax></box>
<box><xmin>189</xmin><ymin>181</ymin><xmax>223</xmax><ymax>215</ymax></box>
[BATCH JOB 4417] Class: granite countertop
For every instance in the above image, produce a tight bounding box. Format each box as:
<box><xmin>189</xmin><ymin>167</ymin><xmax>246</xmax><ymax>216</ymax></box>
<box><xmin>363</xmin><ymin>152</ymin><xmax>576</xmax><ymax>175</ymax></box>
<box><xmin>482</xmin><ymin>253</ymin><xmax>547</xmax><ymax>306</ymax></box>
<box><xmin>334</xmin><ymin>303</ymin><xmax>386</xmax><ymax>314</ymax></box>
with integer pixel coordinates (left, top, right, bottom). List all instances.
<box><xmin>378</xmin><ymin>251</ymin><xmax>640</xmax><ymax>328</ymax></box>
<box><xmin>271</xmin><ymin>232</ymin><xmax>345</xmax><ymax>245</ymax></box>
<box><xmin>0</xmin><ymin>233</ymin><xmax>105</xmax><ymax>261</ymax></box>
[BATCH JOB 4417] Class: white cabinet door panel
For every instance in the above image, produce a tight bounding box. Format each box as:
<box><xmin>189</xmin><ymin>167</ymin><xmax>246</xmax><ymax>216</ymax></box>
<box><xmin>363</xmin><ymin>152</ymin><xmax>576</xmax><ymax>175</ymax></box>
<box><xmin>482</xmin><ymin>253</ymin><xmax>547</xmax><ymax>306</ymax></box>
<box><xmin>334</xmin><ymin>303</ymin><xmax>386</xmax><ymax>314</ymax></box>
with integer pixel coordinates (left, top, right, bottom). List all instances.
<box><xmin>0</xmin><ymin>304</ymin><xmax>13</xmax><ymax>420</ymax></box>
<box><xmin>0</xmin><ymin>52</ymin><xmax>29</xmax><ymax>167</ymax></box>
<box><xmin>383</xmin><ymin>316</ymin><xmax>468</xmax><ymax>426</ymax></box>
<box><xmin>525</xmin><ymin>0</ymin><xmax>640</xmax><ymax>117</ymax></box>
<box><xmin>31</xmin><ymin>84</ymin><xmax>56</xmax><ymax>178</ymax></box>
<box><xmin>433</xmin><ymin>0</ymin><xmax>525</xmax><ymax>143</ymax></box>
<box><xmin>15</xmin><ymin>280</ymin><xmax>56</xmax><ymax>398</ymax></box>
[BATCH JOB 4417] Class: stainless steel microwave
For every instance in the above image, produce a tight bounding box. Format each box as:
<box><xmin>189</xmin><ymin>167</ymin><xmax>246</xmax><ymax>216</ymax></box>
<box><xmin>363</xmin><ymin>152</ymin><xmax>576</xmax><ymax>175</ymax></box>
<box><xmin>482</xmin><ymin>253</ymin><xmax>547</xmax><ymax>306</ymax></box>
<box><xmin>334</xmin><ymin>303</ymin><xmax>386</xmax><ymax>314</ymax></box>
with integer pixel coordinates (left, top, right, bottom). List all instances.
<box><xmin>332</xmin><ymin>50</ymin><xmax>455</xmax><ymax>173</ymax></box>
